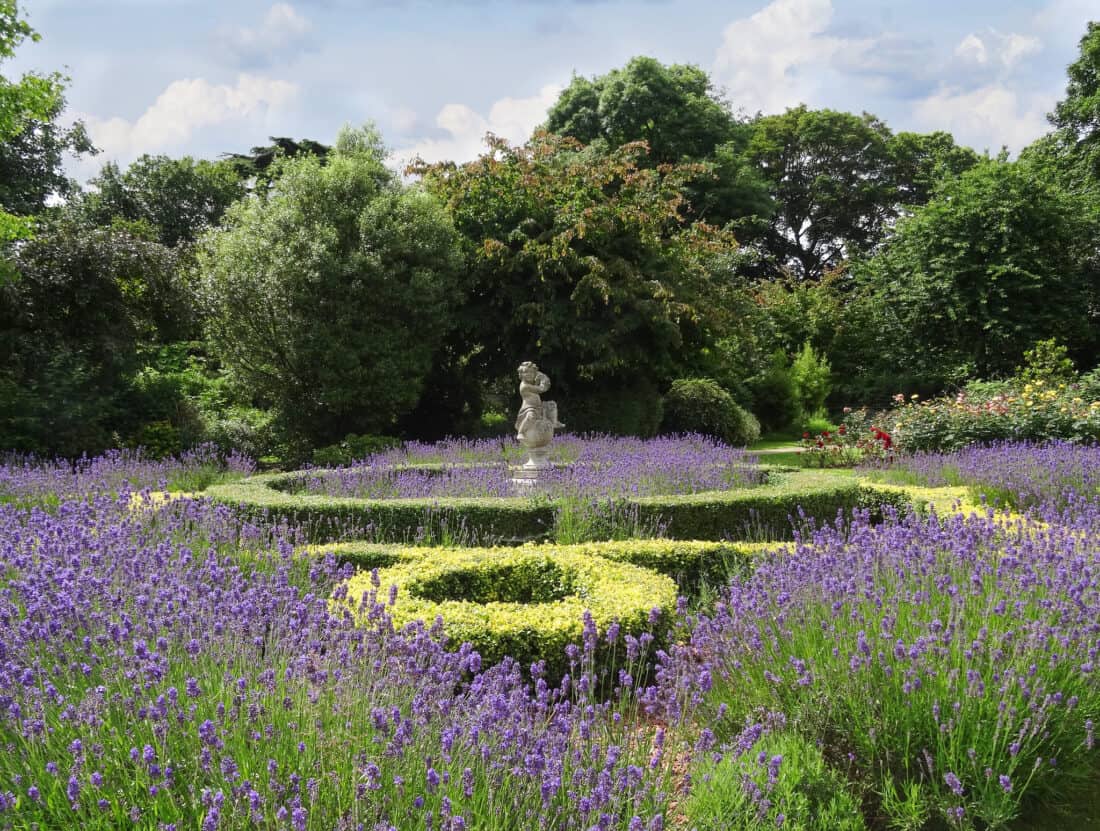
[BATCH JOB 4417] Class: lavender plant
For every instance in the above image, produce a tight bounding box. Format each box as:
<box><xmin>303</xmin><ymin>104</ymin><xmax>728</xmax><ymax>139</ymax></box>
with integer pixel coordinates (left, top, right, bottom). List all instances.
<box><xmin>683</xmin><ymin>510</ymin><xmax>1100</xmax><ymax>829</ymax></box>
<box><xmin>298</xmin><ymin>434</ymin><xmax>763</xmax><ymax>501</ymax></box>
<box><xmin>0</xmin><ymin>459</ymin><xmax>690</xmax><ymax>829</ymax></box>
<box><xmin>863</xmin><ymin>440</ymin><xmax>1100</xmax><ymax>512</ymax></box>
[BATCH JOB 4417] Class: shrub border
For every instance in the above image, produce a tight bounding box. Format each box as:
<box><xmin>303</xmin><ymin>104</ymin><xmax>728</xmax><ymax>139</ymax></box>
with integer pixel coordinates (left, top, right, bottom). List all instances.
<box><xmin>207</xmin><ymin>467</ymin><xmax>914</xmax><ymax>543</ymax></box>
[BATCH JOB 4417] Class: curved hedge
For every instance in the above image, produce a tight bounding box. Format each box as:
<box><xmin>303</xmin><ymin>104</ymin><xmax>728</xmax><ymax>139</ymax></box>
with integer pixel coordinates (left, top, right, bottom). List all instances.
<box><xmin>208</xmin><ymin>468</ymin><xmax>901</xmax><ymax>543</ymax></box>
<box><xmin>314</xmin><ymin>538</ymin><xmax>776</xmax><ymax>592</ymax></box>
<box><xmin>338</xmin><ymin>547</ymin><xmax>678</xmax><ymax>674</ymax></box>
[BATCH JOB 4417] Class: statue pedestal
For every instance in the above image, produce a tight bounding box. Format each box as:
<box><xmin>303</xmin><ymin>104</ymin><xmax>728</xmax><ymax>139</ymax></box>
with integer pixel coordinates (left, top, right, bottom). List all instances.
<box><xmin>510</xmin><ymin>446</ymin><xmax>552</xmax><ymax>491</ymax></box>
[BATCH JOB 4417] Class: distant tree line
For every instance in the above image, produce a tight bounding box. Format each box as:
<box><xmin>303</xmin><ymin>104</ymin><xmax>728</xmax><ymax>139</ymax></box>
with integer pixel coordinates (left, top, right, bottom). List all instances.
<box><xmin>2</xmin><ymin>0</ymin><xmax>1099</xmax><ymax>460</ymax></box>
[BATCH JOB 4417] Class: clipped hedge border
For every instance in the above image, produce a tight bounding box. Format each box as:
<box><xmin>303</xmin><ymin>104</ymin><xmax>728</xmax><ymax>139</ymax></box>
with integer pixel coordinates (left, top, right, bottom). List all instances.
<box><xmin>313</xmin><ymin>538</ymin><xmax>777</xmax><ymax>592</ymax></box>
<box><xmin>208</xmin><ymin>468</ymin><xmax>901</xmax><ymax>543</ymax></box>
<box><xmin>338</xmin><ymin>547</ymin><xmax>678</xmax><ymax>675</ymax></box>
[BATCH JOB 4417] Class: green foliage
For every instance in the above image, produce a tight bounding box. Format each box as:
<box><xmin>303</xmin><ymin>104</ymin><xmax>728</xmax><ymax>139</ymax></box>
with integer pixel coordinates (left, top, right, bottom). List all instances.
<box><xmin>0</xmin><ymin>215</ymin><xmax>186</xmax><ymax>454</ymax></box>
<box><xmin>748</xmin><ymin>351</ymin><xmax>799</xmax><ymax>433</ymax></box>
<box><xmin>0</xmin><ymin>95</ymin><xmax>94</xmax><ymax>216</ymax></box>
<box><xmin>544</xmin><ymin>56</ymin><xmax>740</xmax><ymax>164</ymax></box>
<box><xmin>567</xmin><ymin>377</ymin><xmax>665</xmax><ymax>437</ymax></box>
<box><xmin>686</xmin><ymin>730</ymin><xmax>867</xmax><ymax>831</ymax></box>
<box><xmin>311</xmin><ymin>434</ymin><xmax>401</xmax><ymax>467</ymax></box>
<box><xmin>856</xmin><ymin>158</ymin><xmax>1100</xmax><ymax>380</ymax></box>
<box><xmin>1051</xmin><ymin>22</ymin><xmax>1100</xmax><ymax>147</ymax></box>
<box><xmin>543</xmin><ymin>57</ymin><xmax>772</xmax><ymax>231</ymax></box>
<box><xmin>1016</xmin><ymin>338</ymin><xmax>1075</xmax><ymax>386</ymax></box>
<box><xmin>662</xmin><ymin>378</ymin><xmax>760</xmax><ymax>446</ymax></box>
<box><xmin>0</xmin><ymin>0</ymin><xmax>70</xmax><ymax>251</ymax></box>
<box><xmin>789</xmin><ymin>342</ymin><xmax>832</xmax><ymax>421</ymax></box>
<box><xmin>81</xmin><ymin>154</ymin><xmax>245</xmax><ymax>247</ymax></box>
<box><xmin>745</xmin><ymin>107</ymin><xmax>896</xmax><ymax>279</ymax></box>
<box><xmin>339</xmin><ymin>546</ymin><xmax>677</xmax><ymax>675</ymax></box>
<box><xmin>200</xmin><ymin>124</ymin><xmax>464</xmax><ymax>448</ymax></box>
<box><xmin>411</xmin><ymin>132</ymin><xmax>739</xmax><ymax>420</ymax></box>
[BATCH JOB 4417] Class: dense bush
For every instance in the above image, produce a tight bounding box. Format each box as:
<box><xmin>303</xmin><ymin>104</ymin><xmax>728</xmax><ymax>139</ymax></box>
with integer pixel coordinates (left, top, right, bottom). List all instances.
<box><xmin>340</xmin><ymin>546</ymin><xmax>677</xmax><ymax>675</ymax></box>
<box><xmin>748</xmin><ymin>351</ymin><xmax>799</xmax><ymax>433</ymax></box>
<box><xmin>566</xmin><ymin>377</ymin><xmax>666</xmax><ymax>437</ymax></box>
<box><xmin>662</xmin><ymin>378</ymin><xmax>761</xmax><ymax>446</ymax></box>
<box><xmin>199</xmin><ymin>125</ymin><xmax>463</xmax><ymax>448</ymax></box>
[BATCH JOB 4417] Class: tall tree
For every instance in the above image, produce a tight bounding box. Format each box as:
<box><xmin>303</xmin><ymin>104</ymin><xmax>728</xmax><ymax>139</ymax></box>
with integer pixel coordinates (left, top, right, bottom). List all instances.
<box><xmin>411</xmin><ymin>132</ymin><xmax>742</xmax><ymax>434</ymax></box>
<box><xmin>0</xmin><ymin>0</ymin><xmax>70</xmax><ymax>249</ymax></box>
<box><xmin>744</xmin><ymin>106</ymin><xmax>897</xmax><ymax>280</ymax></box>
<box><xmin>222</xmin><ymin>136</ymin><xmax>331</xmax><ymax>190</ymax></box>
<box><xmin>200</xmin><ymin>125</ymin><xmax>462</xmax><ymax>447</ymax></box>
<box><xmin>81</xmin><ymin>155</ymin><xmax>245</xmax><ymax>247</ymax></box>
<box><xmin>745</xmin><ymin>107</ymin><xmax>980</xmax><ymax>280</ymax></box>
<box><xmin>544</xmin><ymin>57</ymin><xmax>772</xmax><ymax>232</ymax></box>
<box><xmin>856</xmin><ymin>159</ymin><xmax>1099</xmax><ymax>380</ymax></box>
<box><xmin>0</xmin><ymin>96</ymin><xmax>94</xmax><ymax>215</ymax></box>
<box><xmin>0</xmin><ymin>213</ymin><xmax>184</xmax><ymax>454</ymax></box>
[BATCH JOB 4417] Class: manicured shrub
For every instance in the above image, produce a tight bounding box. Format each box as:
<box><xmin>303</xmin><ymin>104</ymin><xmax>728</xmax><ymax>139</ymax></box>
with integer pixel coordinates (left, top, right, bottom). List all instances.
<box><xmin>208</xmin><ymin>467</ymin><xmax>888</xmax><ymax>543</ymax></box>
<box><xmin>312</xmin><ymin>538</ymin><xmax>773</xmax><ymax>593</ymax></box>
<box><xmin>686</xmin><ymin>730</ymin><xmax>866</xmax><ymax>831</ymax></box>
<box><xmin>662</xmin><ymin>378</ymin><xmax>761</xmax><ymax>446</ymax></box>
<box><xmin>340</xmin><ymin>547</ymin><xmax>677</xmax><ymax>675</ymax></box>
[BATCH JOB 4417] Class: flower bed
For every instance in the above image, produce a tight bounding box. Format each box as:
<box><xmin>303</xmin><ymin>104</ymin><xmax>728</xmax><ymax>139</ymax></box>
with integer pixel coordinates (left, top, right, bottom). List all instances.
<box><xmin>681</xmin><ymin>509</ymin><xmax>1100</xmax><ymax>829</ymax></box>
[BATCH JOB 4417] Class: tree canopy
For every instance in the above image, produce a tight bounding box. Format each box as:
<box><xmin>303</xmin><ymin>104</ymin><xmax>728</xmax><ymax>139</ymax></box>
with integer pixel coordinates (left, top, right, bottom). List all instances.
<box><xmin>200</xmin><ymin>125</ymin><xmax>463</xmax><ymax>447</ymax></box>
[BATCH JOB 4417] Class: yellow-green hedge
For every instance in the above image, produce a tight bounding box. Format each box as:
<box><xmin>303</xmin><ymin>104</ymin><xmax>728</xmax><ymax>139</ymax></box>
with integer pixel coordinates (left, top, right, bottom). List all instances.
<box><xmin>314</xmin><ymin>538</ymin><xmax>775</xmax><ymax>592</ymax></box>
<box><xmin>338</xmin><ymin>546</ymin><xmax>678</xmax><ymax>674</ymax></box>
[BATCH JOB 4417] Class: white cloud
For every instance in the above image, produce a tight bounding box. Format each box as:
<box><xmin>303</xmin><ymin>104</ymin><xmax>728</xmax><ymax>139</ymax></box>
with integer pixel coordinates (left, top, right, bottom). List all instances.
<box><xmin>217</xmin><ymin>3</ymin><xmax>314</xmax><ymax>67</ymax></box>
<box><xmin>389</xmin><ymin>83</ymin><xmax>563</xmax><ymax>167</ymax></box>
<box><xmin>913</xmin><ymin>84</ymin><xmax>1049</xmax><ymax>154</ymax></box>
<box><xmin>81</xmin><ymin>74</ymin><xmax>299</xmax><ymax>166</ymax></box>
<box><xmin>712</xmin><ymin>0</ymin><xmax>847</xmax><ymax>114</ymax></box>
<box><xmin>954</xmin><ymin>30</ymin><xmax>1040</xmax><ymax>70</ymax></box>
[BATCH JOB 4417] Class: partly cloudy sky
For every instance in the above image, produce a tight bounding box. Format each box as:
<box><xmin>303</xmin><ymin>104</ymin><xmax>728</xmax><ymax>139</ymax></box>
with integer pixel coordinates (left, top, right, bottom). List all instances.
<box><xmin>7</xmin><ymin>0</ymin><xmax>1096</xmax><ymax>182</ymax></box>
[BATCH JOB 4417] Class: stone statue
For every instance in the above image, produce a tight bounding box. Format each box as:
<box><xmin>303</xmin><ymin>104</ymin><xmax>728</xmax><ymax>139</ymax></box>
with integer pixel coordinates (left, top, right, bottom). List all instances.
<box><xmin>514</xmin><ymin>361</ymin><xmax>563</xmax><ymax>470</ymax></box>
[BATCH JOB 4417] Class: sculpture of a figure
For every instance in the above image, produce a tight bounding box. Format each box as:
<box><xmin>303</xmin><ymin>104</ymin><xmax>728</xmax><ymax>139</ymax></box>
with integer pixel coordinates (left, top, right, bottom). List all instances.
<box><xmin>515</xmin><ymin>362</ymin><xmax>563</xmax><ymax>459</ymax></box>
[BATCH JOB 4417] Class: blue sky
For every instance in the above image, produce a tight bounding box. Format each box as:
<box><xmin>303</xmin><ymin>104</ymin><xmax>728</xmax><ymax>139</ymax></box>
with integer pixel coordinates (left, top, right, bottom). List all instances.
<box><xmin>7</xmin><ymin>0</ymin><xmax>1097</xmax><ymax>181</ymax></box>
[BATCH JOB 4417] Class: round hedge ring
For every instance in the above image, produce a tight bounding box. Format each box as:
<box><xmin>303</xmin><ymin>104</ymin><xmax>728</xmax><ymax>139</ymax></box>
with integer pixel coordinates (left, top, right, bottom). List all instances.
<box><xmin>207</xmin><ymin>468</ymin><xmax>899</xmax><ymax>543</ymax></box>
<box><xmin>339</xmin><ymin>547</ymin><xmax>677</xmax><ymax>674</ymax></box>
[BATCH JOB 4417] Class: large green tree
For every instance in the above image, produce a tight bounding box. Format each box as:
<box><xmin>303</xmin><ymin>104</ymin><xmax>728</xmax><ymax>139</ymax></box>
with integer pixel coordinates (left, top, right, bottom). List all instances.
<box><xmin>855</xmin><ymin>159</ymin><xmax>1099</xmax><ymax>381</ymax></box>
<box><xmin>200</xmin><ymin>125</ymin><xmax>463</xmax><ymax>447</ymax></box>
<box><xmin>412</xmin><ymin>132</ymin><xmax>742</xmax><ymax>434</ymax></box>
<box><xmin>544</xmin><ymin>57</ymin><xmax>772</xmax><ymax>232</ymax></box>
<box><xmin>744</xmin><ymin>107</ymin><xmax>980</xmax><ymax>280</ymax></box>
<box><xmin>0</xmin><ymin>0</ymin><xmax>70</xmax><ymax>248</ymax></box>
<box><xmin>81</xmin><ymin>154</ymin><xmax>245</xmax><ymax>247</ymax></box>
<box><xmin>0</xmin><ymin>214</ymin><xmax>184</xmax><ymax>454</ymax></box>
<box><xmin>0</xmin><ymin>96</ymin><xmax>94</xmax><ymax>216</ymax></box>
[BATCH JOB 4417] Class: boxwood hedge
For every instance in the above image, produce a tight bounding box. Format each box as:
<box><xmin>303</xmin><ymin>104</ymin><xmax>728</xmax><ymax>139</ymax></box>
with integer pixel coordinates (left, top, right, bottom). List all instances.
<box><xmin>208</xmin><ymin>468</ymin><xmax>908</xmax><ymax>543</ymax></box>
<box><xmin>313</xmin><ymin>538</ymin><xmax>776</xmax><ymax>592</ymax></box>
<box><xmin>337</xmin><ymin>547</ymin><xmax>678</xmax><ymax>675</ymax></box>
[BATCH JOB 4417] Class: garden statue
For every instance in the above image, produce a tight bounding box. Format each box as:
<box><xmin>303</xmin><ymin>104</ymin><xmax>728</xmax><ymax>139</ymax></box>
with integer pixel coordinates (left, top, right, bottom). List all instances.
<box><xmin>514</xmin><ymin>361</ymin><xmax>563</xmax><ymax>472</ymax></box>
